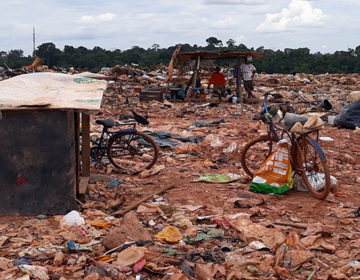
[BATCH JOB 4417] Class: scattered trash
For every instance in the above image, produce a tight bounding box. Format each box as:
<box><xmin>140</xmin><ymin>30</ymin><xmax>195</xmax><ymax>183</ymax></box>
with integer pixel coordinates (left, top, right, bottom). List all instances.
<box><xmin>87</xmin><ymin>219</ymin><xmax>110</xmax><ymax>229</ymax></box>
<box><xmin>114</xmin><ymin>246</ymin><xmax>148</xmax><ymax>267</ymax></box>
<box><xmin>223</xmin><ymin>142</ymin><xmax>238</xmax><ymax>153</ymax></box>
<box><xmin>0</xmin><ymin>64</ymin><xmax>359</xmax><ymax>280</ymax></box>
<box><xmin>183</xmin><ymin>229</ymin><xmax>225</xmax><ymax>244</ymax></box>
<box><xmin>64</xmin><ymin>240</ymin><xmax>93</xmax><ymax>253</ymax></box>
<box><xmin>187</xmin><ymin>119</ymin><xmax>225</xmax><ymax>129</ymax></box>
<box><xmin>61</xmin><ymin>210</ymin><xmax>85</xmax><ymax>227</ymax></box>
<box><xmin>19</xmin><ymin>264</ymin><xmax>49</xmax><ymax>280</ymax></box>
<box><xmin>155</xmin><ymin>226</ymin><xmax>183</xmax><ymax>243</ymax></box>
<box><xmin>14</xmin><ymin>258</ymin><xmax>32</xmax><ymax>266</ymax></box>
<box><xmin>106</xmin><ymin>178</ymin><xmax>121</xmax><ymax>188</ymax></box>
<box><xmin>294</xmin><ymin>174</ymin><xmax>338</xmax><ymax>192</ymax></box>
<box><xmin>234</xmin><ymin>191</ymin><xmax>265</xmax><ymax>208</ymax></box>
<box><xmin>319</xmin><ymin>136</ymin><xmax>334</xmax><ymax>141</ymax></box>
<box><xmin>195</xmin><ymin>173</ymin><xmax>242</xmax><ymax>183</ymax></box>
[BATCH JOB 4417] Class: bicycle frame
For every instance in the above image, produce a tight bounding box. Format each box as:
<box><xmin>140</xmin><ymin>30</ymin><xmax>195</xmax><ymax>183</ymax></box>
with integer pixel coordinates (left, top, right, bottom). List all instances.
<box><xmin>90</xmin><ymin>122</ymin><xmax>137</xmax><ymax>161</ymax></box>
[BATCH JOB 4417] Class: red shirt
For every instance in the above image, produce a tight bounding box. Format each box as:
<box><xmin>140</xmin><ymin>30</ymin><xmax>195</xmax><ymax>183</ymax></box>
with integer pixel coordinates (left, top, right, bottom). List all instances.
<box><xmin>208</xmin><ymin>72</ymin><xmax>226</xmax><ymax>86</ymax></box>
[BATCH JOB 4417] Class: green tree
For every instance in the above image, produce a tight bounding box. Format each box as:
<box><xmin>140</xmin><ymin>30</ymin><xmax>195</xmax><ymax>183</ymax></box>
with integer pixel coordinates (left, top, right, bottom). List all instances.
<box><xmin>226</xmin><ymin>39</ymin><xmax>236</xmax><ymax>48</ymax></box>
<box><xmin>206</xmin><ymin>37</ymin><xmax>223</xmax><ymax>47</ymax></box>
<box><xmin>35</xmin><ymin>42</ymin><xmax>61</xmax><ymax>67</ymax></box>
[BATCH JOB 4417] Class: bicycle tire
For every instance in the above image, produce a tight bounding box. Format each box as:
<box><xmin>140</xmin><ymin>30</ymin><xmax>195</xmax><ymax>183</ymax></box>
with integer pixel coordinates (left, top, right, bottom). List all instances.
<box><xmin>106</xmin><ymin>131</ymin><xmax>159</xmax><ymax>174</ymax></box>
<box><xmin>240</xmin><ymin>135</ymin><xmax>277</xmax><ymax>178</ymax></box>
<box><xmin>296</xmin><ymin>136</ymin><xmax>330</xmax><ymax>199</ymax></box>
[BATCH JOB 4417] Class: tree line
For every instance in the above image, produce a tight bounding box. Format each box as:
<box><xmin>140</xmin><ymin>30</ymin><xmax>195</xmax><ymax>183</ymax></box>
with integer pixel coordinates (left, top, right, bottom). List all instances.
<box><xmin>1</xmin><ymin>37</ymin><xmax>360</xmax><ymax>74</ymax></box>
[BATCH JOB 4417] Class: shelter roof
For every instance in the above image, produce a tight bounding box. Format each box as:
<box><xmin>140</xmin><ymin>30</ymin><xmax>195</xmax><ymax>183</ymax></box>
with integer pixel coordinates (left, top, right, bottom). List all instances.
<box><xmin>177</xmin><ymin>51</ymin><xmax>265</xmax><ymax>62</ymax></box>
<box><xmin>0</xmin><ymin>72</ymin><xmax>106</xmax><ymax>112</ymax></box>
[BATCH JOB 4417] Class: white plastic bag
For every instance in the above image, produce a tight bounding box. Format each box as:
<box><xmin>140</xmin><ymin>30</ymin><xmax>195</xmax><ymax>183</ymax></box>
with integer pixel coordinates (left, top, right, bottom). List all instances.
<box><xmin>61</xmin><ymin>210</ymin><xmax>85</xmax><ymax>227</ymax></box>
<box><xmin>293</xmin><ymin>173</ymin><xmax>337</xmax><ymax>192</ymax></box>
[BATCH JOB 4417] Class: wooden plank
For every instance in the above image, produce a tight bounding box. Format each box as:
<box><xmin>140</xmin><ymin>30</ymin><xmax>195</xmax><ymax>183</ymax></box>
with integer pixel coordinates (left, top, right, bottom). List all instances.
<box><xmin>273</xmin><ymin>221</ymin><xmax>307</xmax><ymax>229</ymax></box>
<box><xmin>165</xmin><ymin>44</ymin><xmax>182</xmax><ymax>82</ymax></box>
<box><xmin>112</xmin><ymin>185</ymin><xmax>175</xmax><ymax>217</ymax></box>
<box><xmin>81</xmin><ymin>113</ymin><xmax>90</xmax><ymax>177</ymax></box>
<box><xmin>79</xmin><ymin>176</ymin><xmax>90</xmax><ymax>195</ymax></box>
<box><xmin>74</xmin><ymin>112</ymin><xmax>80</xmax><ymax>197</ymax></box>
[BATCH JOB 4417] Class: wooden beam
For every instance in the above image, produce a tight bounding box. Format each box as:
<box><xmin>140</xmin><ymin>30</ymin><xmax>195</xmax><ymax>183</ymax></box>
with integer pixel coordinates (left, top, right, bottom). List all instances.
<box><xmin>81</xmin><ymin>113</ymin><xmax>90</xmax><ymax>177</ymax></box>
<box><xmin>78</xmin><ymin>176</ymin><xmax>90</xmax><ymax>202</ymax></box>
<box><xmin>237</xmin><ymin>57</ymin><xmax>243</xmax><ymax>102</ymax></box>
<box><xmin>191</xmin><ymin>56</ymin><xmax>200</xmax><ymax>88</ymax></box>
<box><xmin>74</xmin><ymin>112</ymin><xmax>80</xmax><ymax>198</ymax></box>
<box><xmin>112</xmin><ymin>185</ymin><xmax>175</xmax><ymax>217</ymax></box>
<box><xmin>273</xmin><ymin>221</ymin><xmax>307</xmax><ymax>229</ymax></box>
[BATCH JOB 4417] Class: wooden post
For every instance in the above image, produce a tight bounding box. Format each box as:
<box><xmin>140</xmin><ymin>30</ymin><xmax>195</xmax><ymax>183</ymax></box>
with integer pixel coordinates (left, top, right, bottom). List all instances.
<box><xmin>237</xmin><ymin>57</ymin><xmax>243</xmax><ymax>102</ymax></box>
<box><xmin>79</xmin><ymin>113</ymin><xmax>90</xmax><ymax>200</ymax></box>
<box><xmin>191</xmin><ymin>55</ymin><xmax>200</xmax><ymax>88</ymax></box>
<box><xmin>74</xmin><ymin>112</ymin><xmax>80</xmax><ymax>197</ymax></box>
<box><xmin>81</xmin><ymin>113</ymin><xmax>90</xmax><ymax>177</ymax></box>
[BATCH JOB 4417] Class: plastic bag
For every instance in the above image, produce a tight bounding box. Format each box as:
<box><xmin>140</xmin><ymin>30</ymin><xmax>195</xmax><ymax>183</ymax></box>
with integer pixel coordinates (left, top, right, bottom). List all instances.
<box><xmin>61</xmin><ymin>210</ymin><xmax>85</xmax><ymax>227</ymax></box>
<box><xmin>155</xmin><ymin>226</ymin><xmax>183</xmax><ymax>243</ymax></box>
<box><xmin>335</xmin><ymin>100</ymin><xmax>360</xmax><ymax>129</ymax></box>
<box><xmin>250</xmin><ymin>139</ymin><xmax>293</xmax><ymax>194</ymax></box>
<box><xmin>293</xmin><ymin>173</ymin><xmax>337</xmax><ymax>192</ymax></box>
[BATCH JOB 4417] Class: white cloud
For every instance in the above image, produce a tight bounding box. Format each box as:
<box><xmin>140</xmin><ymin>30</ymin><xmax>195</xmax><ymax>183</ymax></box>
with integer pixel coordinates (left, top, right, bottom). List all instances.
<box><xmin>212</xmin><ymin>17</ymin><xmax>242</xmax><ymax>28</ymax></box>
<box><xmin>256</xmin><ymin>0</ymin><xmax>328</xmax><ymax>32</ymax></box>
<box><xmin>204</xmin><ymin>0</ymin><xmax>265</xmax><ymax>5</ymax></box>
<box><xmin>80</xmin><ymin>15</ymin><xmax>93</xmax><ymax>23</ymax></box>
<box><xmin>97</xmin><ymin>13</ymin><xmax>116</xmax><ymax>22</ymax></box>
<box><xmin>79</xmin><ymin>13</ymin><xmax>115</xmax><ymax>24</ymax></box>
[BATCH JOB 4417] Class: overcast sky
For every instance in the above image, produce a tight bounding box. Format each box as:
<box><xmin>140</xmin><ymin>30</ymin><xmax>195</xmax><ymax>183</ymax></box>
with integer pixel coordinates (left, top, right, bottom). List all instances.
<box><xmin>1</xmin><ymin>0</ymin><xmax>359</xmax><ymax>55</ymax></box>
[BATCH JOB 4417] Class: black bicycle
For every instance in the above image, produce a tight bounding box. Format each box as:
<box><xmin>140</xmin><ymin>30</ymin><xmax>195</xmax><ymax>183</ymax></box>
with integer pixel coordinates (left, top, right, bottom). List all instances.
<box><xmin>90</xmin><ymin>118</ymin><xmax>159</xmax><ymax>174</ymax></box>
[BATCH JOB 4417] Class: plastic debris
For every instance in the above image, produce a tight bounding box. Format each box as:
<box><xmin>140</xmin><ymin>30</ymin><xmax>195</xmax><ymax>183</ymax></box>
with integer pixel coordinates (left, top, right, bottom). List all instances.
<box><xmin>114</xmin><ymin>246</ymin><xmax>148</xmax><ymax>267</ymax></box>
<box><xmin>61</xmin><ymin>210</ymin><xmax>85</xmax><ymax>227</ymax></box>
<box><xmin>155</xmin><ymin>226</ymin><xmax>183</xmax><ymax>243</ymax></box>
<box><xmin>64</xmin><ymin>240</ymin><xmax>93</xmax><ymax>253</ymax></box>
<box><xmin>195</xmin><ymin>173</ymin><xmax>242</xmax><ymax>183</ymax></box>
<box><xmin>19</xmin><ymin>264</ymin><xmax>49</xmax><ymax>280</ymax></box>
<box><xmin>87</xmin><ymin>219</ymin><xmax>110</xmax><ymax>229</ymax></box>
<box><xmin>184</xmin><ymin>229</ymin><xmax>225</xmax><ymax>244</ymax></box>
<box><xmin>106</xmin><ymin>178</ymin><xmax>121</xmax><ymax>188</ymax></box>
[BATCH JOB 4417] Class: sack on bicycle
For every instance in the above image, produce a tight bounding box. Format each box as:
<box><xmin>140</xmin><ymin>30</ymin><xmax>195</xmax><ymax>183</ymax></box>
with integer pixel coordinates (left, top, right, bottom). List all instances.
<box><xmin>250</xmin><ymin>139</ymin><xmax>293</xmax><ymax>195</ymax></box>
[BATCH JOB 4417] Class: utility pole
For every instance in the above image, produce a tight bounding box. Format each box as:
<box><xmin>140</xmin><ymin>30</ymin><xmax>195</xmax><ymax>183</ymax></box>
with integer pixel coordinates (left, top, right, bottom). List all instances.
<box><xmin>33</xmin><ymin>26</ymin><xmax>35</xmax><ymax>57</ymax></box>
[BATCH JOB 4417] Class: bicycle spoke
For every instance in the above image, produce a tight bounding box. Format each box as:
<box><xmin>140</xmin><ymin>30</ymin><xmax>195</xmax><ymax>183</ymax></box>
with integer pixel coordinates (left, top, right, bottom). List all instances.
<box><xmin>241</xmin><ymin>135</ymin><xmax>276</xmax><ymax>177</ymax></box>
<box><xmin>107</xmin><ymin>132</ymin><xmax>159</xmax><ymax>174</ymax></box>
<box><xmin>297</xmin><ymin>137</ymin><xmax>330</xmax><ymax>199</ymax></box>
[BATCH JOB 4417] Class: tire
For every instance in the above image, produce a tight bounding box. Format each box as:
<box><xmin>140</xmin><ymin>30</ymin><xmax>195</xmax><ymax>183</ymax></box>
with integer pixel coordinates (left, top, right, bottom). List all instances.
<box><xmin>240</xmin><ymin>135</ymin><xmax>277</xmax><ymax>178</ymax></box>
<box><xmin>296</xmin><ymin>136</ymin><xmax>330</xmax><ymax>199</ymax></box>
<box><xmin>90</xmin><ymin>146</ymin><xmax>106</xmax><ymax>161</ymax></box>
<box><xmin>106</xmin><ymin>131</ymin><xmax>159</xmax><ymax>174</ymax></box>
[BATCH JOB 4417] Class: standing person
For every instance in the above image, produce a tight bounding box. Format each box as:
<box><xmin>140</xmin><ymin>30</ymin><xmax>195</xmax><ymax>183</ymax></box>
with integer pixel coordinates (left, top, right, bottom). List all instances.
<box><xmin>240</xmin><ymin>56</ymin><xmax>256</xmax><ymax>98</ymax></box>
<box><xmin>207</xmin><ymin>66</ymin><xmax>226</xmax><ymax>100</ymax></box>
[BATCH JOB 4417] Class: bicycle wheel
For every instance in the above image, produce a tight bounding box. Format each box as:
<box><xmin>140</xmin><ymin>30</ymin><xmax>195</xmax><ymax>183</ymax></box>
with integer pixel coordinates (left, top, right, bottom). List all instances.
<box><xmin>106</xmin><ymin>131</ymin><xmax>159</xmax><ymax>174</ymax></box>
<box><xmin>240</xmin><ymin>135</ymin><xmax>277</xmax><ymax>178</ymax></box>
<box><xmin>296</xmin><ymin>136</ymin><xmax>330</xmax><ymax>199</ymax></box>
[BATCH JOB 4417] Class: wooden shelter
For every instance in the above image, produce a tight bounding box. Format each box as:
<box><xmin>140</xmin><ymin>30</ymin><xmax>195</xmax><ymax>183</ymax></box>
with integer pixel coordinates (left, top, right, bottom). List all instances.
<box><xmin>175</xmin><ymin>50</ymin><xmax>265</xmax><ymax>100</ymax></box>
<box><xmin>0</xmin><ymin>73</ymin><xmax>106</xmax><ymax>215</ymax></box>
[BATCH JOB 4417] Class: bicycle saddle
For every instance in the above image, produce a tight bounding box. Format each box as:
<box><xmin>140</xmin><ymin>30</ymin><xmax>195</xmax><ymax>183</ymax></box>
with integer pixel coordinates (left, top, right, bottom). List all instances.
<box><xmin>96</xmin><ymin>118</ymin><xmax>115</xmax><ymax>128</ymax></box>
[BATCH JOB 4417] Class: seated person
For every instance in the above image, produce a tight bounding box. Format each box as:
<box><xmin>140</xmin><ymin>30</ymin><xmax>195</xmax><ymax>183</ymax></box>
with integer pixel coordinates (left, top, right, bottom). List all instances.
<box><xmin>207</xmin><ymin>66</ymin><xmax>226</xmax><ymax>99</ymax></box>
<box><xmin>185</xmin><ymin>72</ymin><xmax>205</xmax><ymax>101</ymax></box>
